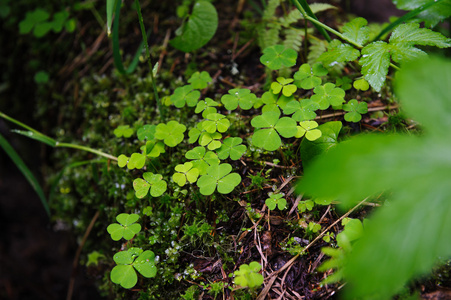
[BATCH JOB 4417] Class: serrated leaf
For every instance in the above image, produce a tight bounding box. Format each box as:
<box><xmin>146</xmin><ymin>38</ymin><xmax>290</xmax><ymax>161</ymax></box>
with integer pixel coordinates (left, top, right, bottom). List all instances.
<box><xmin>393</xmin><ymin>0</ymin><xmax>451</xmax><ymax>27</ymax></box>
<box><xmin>317</xmin><ymin>40</ymin><xmax>360</xmax><ymax>67</ymax></box>
<box><xmin>170</xmin><ymin>1</ymin><xmax>218</xmax><ymax>52</ymax></box>
<box><xmin>341</xmin><ymin>17</ymin><xmax>370</xmax><ymax>45</ymax></box>
<box><xmin>359</xmin><ymin>41</ymin><xmax>390</xmax><ymax>92</ymax></box>
<box><xmin>390</xmin><ymin>23</ymin><xmax>451</xmax><ymax>48</ymax></box>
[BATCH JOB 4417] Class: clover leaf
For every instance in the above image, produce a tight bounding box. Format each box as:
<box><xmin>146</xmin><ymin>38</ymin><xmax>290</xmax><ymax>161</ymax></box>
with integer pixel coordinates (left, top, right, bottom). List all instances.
<box><xmin>137</xmin><ymin>124</ymin><xmax>156</xmax><ymax>141</ymax></box>
<box><xmin>216</xmin><ymin>137</ymin><xmax>246</xmax><ymax>160</ymax></box>
<box><xmin>310</xmin><ymin>83</ymin><xmax>345</xmax><ymax>110</ymax></box>
<box><xmin>111</xmin><ymin>248</ymin><xmax>156</xmax><ymax>289</ymax></box>
<box><xmin>172</xmin><ymin>162</ymin><xmax>199</xmax><ymax>186</ymax></box>
<box><xmin>197</xmin><ymin>163</ymin><xmax>241</xmax><ymax>195</ymax></box>
<box><xmin>221</xmin><ymin>88</ymin><xmax>256</xmax><ymax>110</ymax></box>
<box><xmin>298</xmin><ymin>200</ymin><xmax>314</xmax><ymax>212</ymax></box>
<box><xmin>133</xmin><ymin>172</ymin><xmax>167</xmax><ymax>198</ymax></box>
<box><xmin>343</xmin><ymin>99</ymin><xmax>368</xmax><ymax>122</ymax></box>
<box><xmin>296</xmin><ymin>121</ymin><xmax>322</xmax><ymax>141</ymax></box>
<box><xmin>141</xmin><ymin>140</ymin><xmax>165</xmax><ymax>158</ymax></box>
<box><xmin>307</xmin><ymin>222</ymin><xmax>321</xmax><ymax>234</ymax></box>
<box><xmin>107</xmin><ymin>213</ymin><xmax>141</xmax><ymax>241</ymax></box>
<box><xmin>171</xmin><ymin>84</ymin><xmax>200</xmax><ymax>108</ymax></box>
<box><xmin>353</xmin><ymin>78</ymin><xmax>369</xmax><ymax>91</ymax></box>
<box><xmin>266</xmin><ymin>192</ymin><xmax>287</xmax><ymax>210</ymax></box>
<box><xmin>271</xmin><ymin>77</ymin><xmax>297</xmax><ymax>97</ymax></box>
<box><xmin>294</xmin><ymin>63</ymin><xmax>328</xmax><ymax>90</ymax></box>
<box><xmin>261</xmin><ymin>91</ymin><xmax>292</xmax><ymax>114</ymax></box>
<box><xmin>251</xmin><ymin>111</ymin><xmax>297</xmax><ymax>151</ymax></box>
<box><xmin>118</xmin><ymin>153</ymin><xmax>146</xmax><ymax>169</ymax></box>
<box><xmin>283</xmin><ymin>99</ymin><xmax>320</xmax><ymax>122</ymax></box>
<box><xmin>233</xmin><ymin>262</ymin><xmax>264</xmax><ymax>289</ymax></box>
<box><xmin>336</xmin><ymin>76</ymin><xmax>352</xmax><ymax>91</ymax></box>
<box><xmin>188</xmin><ymin>71</ymin><xmax>212</xmax><ymax>89</ymax></box>
<box><xmin>260</xmin><ymin>45</ymin><xmax>297</xmax><ymax>70</ymax></box>
<box><xmin>155</xmin><ymin>120</ymin><xmax>186</xmax><ymax>147</ymax></box>
<box><xmin>114</xmin><ymin>125</ymin><xmax>134</xmax><ymax>138</ymax></box>
<box><xmin>195</xmin><ymin>97</ymin><xmax>219</xmax><ymax>118</ymax></box>
<box><xmin>202</xmin><ymin>113</ymin><xmax>230</xmax><ymax>133</ymax></box>
<box><xmin>185</xmin><ymin>146</ymin><xmax>220</xmax><ymax>175</ymax></box>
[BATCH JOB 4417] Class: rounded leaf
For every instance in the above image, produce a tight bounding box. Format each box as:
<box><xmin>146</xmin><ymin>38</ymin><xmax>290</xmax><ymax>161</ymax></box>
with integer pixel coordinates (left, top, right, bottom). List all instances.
<box><xmin>111</xmin><ymin>265</ymin><xmax>137</xmax><ymax>289</ymax></box>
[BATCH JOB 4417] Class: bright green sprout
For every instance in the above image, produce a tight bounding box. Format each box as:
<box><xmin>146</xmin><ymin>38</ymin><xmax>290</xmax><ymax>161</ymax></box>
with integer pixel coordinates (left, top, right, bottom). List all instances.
<box><xmin>86</xmin><ymin>251</ymin><xmax>106</xmax><ymax>267</ymax></box>
<box><xmin>298</xmin><ymin>200</ymin><xmax>314</xmax><ymax>212</ymax></box>
<box><xmin>294</xmin><ymin>63</ymin><xmax>328</xmax><ymax>90</ymax></box>
<box><xmin>260</xmin><ymin>44</ymin><xmax>297</xmax><ymax>70</ymax></box>
<box><xmin>202</xmin><ymin>113</ymin><xmax>230</xmax><ymax>133</ymax></box>
<box><xmin>195</xmin><ymin>97</ymin><xmax>219</xmax><ymax>118</ymax></box>
<box><xmin>323</xmin><ymin>232</ymin><xmax>335</xmax><ymax>243</ymax></box>
<box><xmin>155</xmin><ymin>120</ymin><xmax>186</xmax><ymax>147</ymax></box>
<box><xmin>251</xmin><ymin>111</ymin><xmax>298</xmax><ymax>151</ymax></box>
<box><xmin>107</xmin><ymin>213</ymin><xmax>142</xmax><ymax>241</ymax></box>
<box><xmin>171</xmin><ymin>84</ymin><xmax>200</xmax><ymax>108</ymax></box>
<box><xmin>216</xmin><ymin>137</ymin><xmax>246</xmax><ymax>160</ymax></box>
<box><xmin>296</xmin><ymin>121</ymin><xmax>322</xmax><ymax>141</ymax></box>
<box><xmin>141</xmin><ymin>140</ymin><xmax>165</xmax><ymax>158</ymax></box>
<box><xmin>266</xmin><ymin>192</ymin><xmax>287</xmax><ymax>210</ymax></box>
<box><xmin>233</xmin><ymin>261</ymin><xmax>264</xmax><ymax>289</ymax></box>
<box><xmin>221</xmin><ymin>88</ymin><xmax>256</xmax><ymax>110</ymax></box>
<box><xmin>114</xmin><ymin>125</ymin><xmax>134</xmax><ymax>138</ymax></box>
<box><xmin>117</xmin><ymin>152</ymin><xmax>146</xmax><ymax>169</ymax></box>
<box><xmin>307</xmin><ymin>221</ymin><xmax>321</xmax><ymax>234</ymax></box>
<box><xmin>173</xmin><ymin>162</ymin><xmax>200</xmax><ymax>186</ymax></box>
<box><xmin>110</xmin><ymin>247</ymin><xmax>157</xmax><ymax>289</ymax></box>
<box><xmin>271</xmin><ymin>77</ymin><xmax>297</xmax><ymax>97</ymax></box>
<box><xmin>188</xmin><ymin>71</ymin><xmax>213</xmax><ymax>89</ymax></box>
<box><xmin>133</xmin><ymin>172</ymin><xmax>167</xmax><ymax>198</ymax></box>
<box><xmin>197</xmin><ymin>163</ymin><xmax>241</xmax><ymax>195</ymax></box>
<box><xmin>353</xmin><ymin>78</ymin><xmax>369</xmax><ymax>91</ymax></box>
<box><xmin>343</xmin><ymin>99</ymin><xmax>368</xmax><ymax>122</ymax></box>
<box><xmin>283</xmin><ymin>99</ymin><xmax>320</xmax><ymax>122</ymax></box>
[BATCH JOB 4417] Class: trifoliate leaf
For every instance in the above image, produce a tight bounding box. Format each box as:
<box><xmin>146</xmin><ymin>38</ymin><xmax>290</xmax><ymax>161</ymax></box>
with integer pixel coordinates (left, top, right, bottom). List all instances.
<box><xmin>221</xmin><ymin>88</ymin><xmax>256</xmax><ymax>110</ymax></box>
<box><xmin>188</xmin><ymin>71</ymin><xmax>212</xmax><ymax>89</ymax></box>
<box><xmin>171</xmin><ymin>85</ymin><xmax>201</xmax><ymax>108</ymax></box>
<box><xmin>155</xmin><ymin>120</ymin><xmax>186</xmax><ymax>147</ymax></box>
<box><xmin>127</xmin><ymin>153</ymin><xmax>146</xmax><ymax>169</ymax></box>
<box><xmin>173</xmin><ymin>162</ymin><xmax>199</xmax><ymax>186</ymax></box>
<box><xmin>133</xmin><ymin>172</ymin><xmax>167</xmax><ymax>198</ymax></box>
<box><xmin>310</xmin><ymin>83</ymin><xmax>345</xmax><ymax>109</ymax></box>
<box><xmin>260</xmin><ymin>45</ymin><xmax>297</xmax><ymax>70</ymax></box>
<box><xmin>185</xmin><ymin>146</ymin><xmax>220</xmax><ymax>175</ymax></box>
<box><xmin>197</xmin><ymin>163</ymin><xmax>241</xmax><ymax>195</ymax></box>
<box><xmin>294</xmin><ymin>63</ymin><xmax>328</xmax><ymax>89</ymax></box>
<box><xmin>114</xmin><ymin>125</ymin><xmax>134</xmax><ymax>138</ymax></box>
<box><xmin>137</xmin><ymin>124</ymin><xmax>156</xmax><ymax>141</ymax></box>
<box><xmin>203</xmin><ymin>113</ymin><xmax>230</xmax><ymax>133</ymax></box>
<box><xmin>251</xmin><ymin>112</ymin><xmax>297</xmax><ymax>151</ymax></box>
<box><xmin>283</xmin><ymin>99</ymin><xmax>320</xmax><ymax>121</ymax></box>
<box><xmin>343</xmin><ymin>100</ymin><xmax>368</xmax><ymax>122</ymax></box>
<box><xmin>216</xmin><ymin>137</ymin><xmax>246</xmax><ymax>160</ymax></box>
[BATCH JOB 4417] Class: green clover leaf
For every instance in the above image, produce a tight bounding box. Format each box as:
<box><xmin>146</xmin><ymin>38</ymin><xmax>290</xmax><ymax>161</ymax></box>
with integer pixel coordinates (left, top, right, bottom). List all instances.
<box><xmin>265</xmin><ymin>193</ymin><xmax>287</xmax><ymax>210</ymax></box>
<box><xmin>172</xmin><ymin>162</ymin><xmax>199</xmax><ymax>186</ymax></box>
<box><xmin>188</xmin><ymin>71</ymin><xmax>212</xmax><ymax>89</ymax></box>
<box><xmin>298</xmin><ymin>200</ymin><xmax>314</xmax><ymax>212</ymax></box>
<box><xmin>216</xmin><ymin>137</ymin><xmax>246</xmax><ymax>160</ymax></box>
<box><xmin>202</xmin><ymin>113</ymin><xmax>230</xmax><ymax>133</ymax></box>
<box><xmin>199</xmin><ymin>131</ymin><xmax>222</xmax><ymax>150</ymax></box>
<box><xmin>296</xmin><ymin>121</ymin><xmax>322</xmax><ymax>141</ymax></box>
<box><xmin>111</xmin><ymin>248</ymin><xmax>156</xmax><ymax>289</ymax></box>
<box><xmin>353</xmin><ymin>78</ymin><xmax>369</xmax><ymax>91</ymax></box>
<box><xmin>221</xmin><ymin>88</ymin><xmax>256</xmax><ymax>110</ymax></box>
<box><xmin>343</xmin><ymin>99</ymin><xmax>368</xmax><ymax>122</ymax></box>
<box><xmin>261</xmin><ymin>91</ymin><xmax>292</xmax><ymax>114</ymax></box>
<box><xmin>171</xmin><ymin>84</ymin><xmax>200</xmax><ymax>108</ymax></box>
<box><xmin>125</xmin><ymin>152</ymin><xmax>146</xmax><ymax>169</ymax></box>
<box><xmin>155</xmin><ymin>120</ymin><xmax>186</xmax><ymax>147</ymax></box>
<box><xmin>336</xmin><ymin>76</ymin><xmax>353</xmax><ymax>91</ymax></box>
<box><xmin>271</xmin><ymin>77</ymin><xmax>297</xmax><ymax>97</ymax></box>
<box><xmin>260</xmin><ymin>45</ymin><xmax>297</xmax><ymax>70</ymax></box>
<box><xmin>234</xmin><ymin>262</ymin><xmax>264</xmax><ymax>289</ymax></box>
<box><xmin>308</xmin><ymin>222</ymin><xmax>321</xmax><ymax>233</ymax></box>
<box><xmin>197</xmin><ymin>163</ymin><xmax>241</xmax><ymax>195</ymax></box>
<box><xmin>133</xmin><ymin>172</ymin><xmax>167</xmax><ymax>198</ymax></box>
<box><xmin>251</xmin><ymin>111</ymin><xmax>297</xmax><ymax>151</ymax></box>
<box><xmin>185</xmin><ymin>146</ymin><xmax>220</xmax><ymax>175</ymax></box>
<box><xmin>141</xmin><ymin>140</ymin><xmax>165</xmax><ymax>158</ymax></box>
<box><xmin>294</xmin><ymin>63</ymin><xmax>328</xmax><ymax>89</ymax></box>
<box><xmin>114</xmin><ymin>125</ymin><xmax>134</xmax><ymax>138</ymax></box>
<box><xmin>283</xmin><ymin>99</ymin><xmax>320</xmax><ymax>122</ymax></box>
<box><xmin>137</xmin><ymin>124</ymin><xmax>156</xmax><ymax>141</ymax></box>
<box><xmin>310</xmin><ymin>83</ymin><xmax>345</xmax><ymax>110</ymax></box>
<box><xmin>117</xmin><ymin>154</ymin><xmax>129</xmax><ymax>168</ymax></box>
<box><xmin>107</xmin><ymin>213</ymin><xmax>141</xmax><ymax>241</ymax></box>
<box><xmin>195</xmin><ymin>97</ymin><xmax>219</xmax><ymax>117</ymax></box>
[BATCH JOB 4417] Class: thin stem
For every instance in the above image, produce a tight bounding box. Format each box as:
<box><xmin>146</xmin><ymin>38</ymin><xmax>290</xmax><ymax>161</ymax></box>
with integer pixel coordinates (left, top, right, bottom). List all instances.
<box><xmin>56</xmin><ymin>142</ymin><xmax>118</xmax><ymax>161</ymax></box>
<box><xmin>134</xmin><ymin>0</ymin><xmax>165</xmax><ymax>122</ymax></box>
<box><xmin>0</xmin><ymin>111</ymin><xmax>48</xmax><ymax>137</ymax></box>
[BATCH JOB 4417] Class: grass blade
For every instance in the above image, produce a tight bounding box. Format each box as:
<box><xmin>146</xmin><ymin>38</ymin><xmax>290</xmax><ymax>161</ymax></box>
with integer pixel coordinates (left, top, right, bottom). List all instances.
<box><xmin>0</xmin><ymin>132</ymin><xmax>50</xmax><ymax>216</ymax></box>
<box><xmin>106</xmin><ymin>0</ymin><xmax>116</xmax><ymax>36</ymax></box>
<box><xmin>12</xmin><ymin>129</ymin><xmax>57</xmax><ymax>147</ymax></box>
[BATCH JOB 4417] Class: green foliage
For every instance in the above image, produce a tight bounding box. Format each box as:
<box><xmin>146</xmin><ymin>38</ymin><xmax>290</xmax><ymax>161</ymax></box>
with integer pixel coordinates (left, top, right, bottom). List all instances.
<box><xmin>107</xmin><ymin>213</ymin><xmax>142</xmax><ymax>241</ymax></box>
<box><xmin>137</xmin><ymin>125</ymin><xmax>156</xmax><ymax>141</ymax></box>
<box><xmin>310</xmin><ymin>83</ymin><xmax>345</xmax><ymax>110</ymax></box>
<box><xmin>233</xmin><ymin>262</ymin><xmax>264</xmax><ymax>289</ymax></box>
<box><xmin>111</xmin><ymin>248</ymin><xmax>157</xmax><ymax>289</ymax></box>
<box><xmin>271</xmin><ymin>77</ymin><xmax>297</xmax><ymax>97</ymax></box>
<box><xmin>265</xmin><ymin>192</ymin><xmax>287</xmax><ymax>210</ymax></box>
<box><xmin>195</xmin><ymin>97</ymin><xmax>219</xmax><ymax>117</ymax></box>
<box><xmin>393</xmin><ymin>0</ymin><xmax>451</xmax><ymax>27</ymax></box>
<box><xmin>295</xmin><ymin>121</ymin><xmax>322</xmax><ymax>141</ymax></box>
<box><xmin>343</xmin><ymin>99</ymin><xmax>368</xmax><ymax>122</ymax></box>
<box><xmin>307</xmin><ymin>221</ymin><xmax>321</xmax><ymax>234</ymax></box>
<box><xmin>260</xmin><ymin>45</ymin><xmax>297</xmax><ymax>70</ymax></box>
<box><xmin>298</xmin><ymin>199</ymin><xmax>314</xmax><ymax>212</ymax></box>
<box><xmin>171</xmin><ymin>85</ymin><xmax>200</xmax><ymax>108</ymax></box>
<box><xmin>197</xmin><ymin>163</ymin><xmax>241</xmax><ymax>195</ymax></box>
<box><xmin>293</xmin><ymin>63</ymin><xmax>328</xmax><ymax>90</ymax></box>
<box><xmin>133</xmin><ymin>172</ymin><xmax>167</xmax><ymax>198</ymax></box>
<box><xmin>114</xmin><ymin>125</ymin><xmax>134</xmax><ymax>138</ymax></box>
<box><xmin>172</xmin><ymin>162</ymin><xmax>199</xmax><ymax>186</ymax></box>
<box><xmin>297</xmin><ymin>57</ymin><xmax>451</xmax><ymax>299</ymax></box>
<box><xmin>185</xmin><ymin>146</ymin><xmax>220</xmax><ymax>175</ymax></box>
<box><xmin>251</xmin><ymin>111</ymin><xmax>297</xmax><ymax>151</ymax></box>
<box><xmin>34</xmin><ymin>71</ymin><xmax>49</xmax><ymax>84</ymax></box>
<box><xmin>155</xmin><ymin>120</ymin><xmax>187</xmax><ymax>147</ymax></box>
<box><xmin>353</xmin><ymin>78</ymin><xmax>369</xmax><ymax>91</ymax></box>
<box><xmin>117</xmin><ymin>152</ymin><xmax>146</xmax><ymax>169</ymax></box>
<box><xmin>19</xmin><ymin>8</ymin><xmax>76</xmax><ymax>38</ymax></box>
<box><xmin>221</xmin><ymin>88</ymin><xmax>257</xmax><ymax>110</ymax></box>
<box><xmin>216</xmin><ymin>137</ymin><xmax>246</xmax><ymax>160</ymax></box>
<box><xmin>170</xmin><ymin>1</ymin><xmax>218</xmax><ymax>52</ymax></box>
<box><xmin>203</xmin><ymin>113</ymin><xmax>230</xmax><ymax>133</ymax></box>
<box><xmin>188</xmin><ymin>71</ymin><xmax>212</xmax><ymax>89</ymax></box>
<box><xmin>283</xmin><ymin>99</ymin><xmax>320</xmax><ymax>122</ymax></box>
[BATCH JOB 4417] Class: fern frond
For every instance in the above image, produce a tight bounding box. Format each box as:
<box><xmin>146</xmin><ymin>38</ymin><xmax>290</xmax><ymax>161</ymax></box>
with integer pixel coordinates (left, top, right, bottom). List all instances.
<box><xmin>283</xmin><ymin>28</ymin><xmax>304</xmax><ymax>52</ymax></box>
<box><xmin>263</xmin><ymin>0</ymin><xmax>280</xmax><ymax>20</ymax></box>
<box><xmin>280</xmin><ymin>9</ymin><xmax>303</xmax><ymax>27</ymax></box>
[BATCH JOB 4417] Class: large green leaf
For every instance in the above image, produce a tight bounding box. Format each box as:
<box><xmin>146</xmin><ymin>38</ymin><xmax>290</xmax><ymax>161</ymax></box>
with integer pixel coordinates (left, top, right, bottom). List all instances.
<box><xmin>317</xmin><ymin>40</ymin><xmax>360</xmax><ymax>67</ymax></box>
<box><xmin>393</xmin><ymin>0</ymin><xmax>451</xmax><ymax>26</ymax></box>
<box><xmin>359</xmin><ymin>41</ymin><xmax>390</xmax><ymax>92</ymax></box>
<box><xmin>170</xmin><ymin>1</ymin><xmax>218</xmax><ymax>52</ymax></box>
<box><xmin>341</xmin><ymin>17</ymin><xmax>369</xmax><ymax>45</ymax></box>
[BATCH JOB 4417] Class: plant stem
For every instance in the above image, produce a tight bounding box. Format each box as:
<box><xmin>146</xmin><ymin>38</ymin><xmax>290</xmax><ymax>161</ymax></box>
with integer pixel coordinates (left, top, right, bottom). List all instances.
<box><xmin>134</xmin><ymin>0</ymin><xmax>165</xmax><ymax>122</ymax></box>
<box><xmin>55</xmin><ymin>142</ymin><xmax>118</xmax><ymax>161</ymax></box>
<box><xmin>291</xmin><ymin>0</ymin><xmax>331</xmax><ymax>42</ymax></box>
